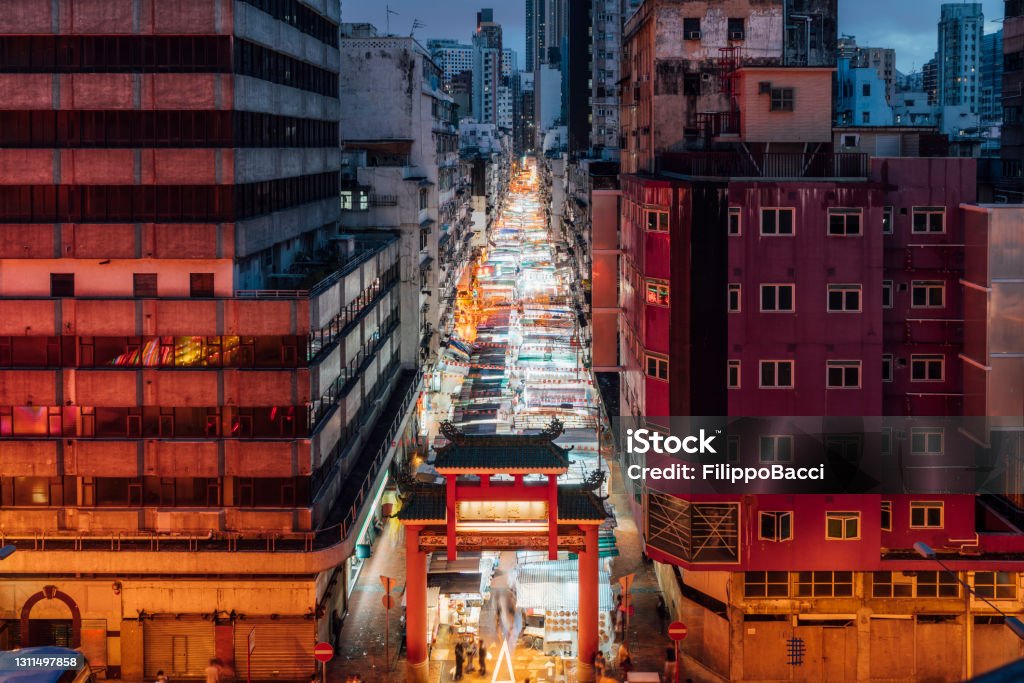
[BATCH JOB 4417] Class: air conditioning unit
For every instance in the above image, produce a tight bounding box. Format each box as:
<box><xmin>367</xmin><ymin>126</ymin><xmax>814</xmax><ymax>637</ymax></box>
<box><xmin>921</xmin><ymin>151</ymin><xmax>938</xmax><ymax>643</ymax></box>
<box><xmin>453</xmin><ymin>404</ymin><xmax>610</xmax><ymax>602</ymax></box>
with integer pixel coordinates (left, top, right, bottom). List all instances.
<box><xmin>759</xmin><ymin>81</ymin><xmax>772</xmax><ymax>94</ymax></box>
<box><xmin>686</xmin><ymin>31</ymin><xmax>702</xmax><ymax>40</ymax></box>
<box><xmin>842</xmin><ymin>134</ymin><xmax>860</xmax><ymax>148</ymax></box>
<box><xmin>730</xmin><ymin>31</ymin><xmax>745</xmax><ymax>40</ymax></box>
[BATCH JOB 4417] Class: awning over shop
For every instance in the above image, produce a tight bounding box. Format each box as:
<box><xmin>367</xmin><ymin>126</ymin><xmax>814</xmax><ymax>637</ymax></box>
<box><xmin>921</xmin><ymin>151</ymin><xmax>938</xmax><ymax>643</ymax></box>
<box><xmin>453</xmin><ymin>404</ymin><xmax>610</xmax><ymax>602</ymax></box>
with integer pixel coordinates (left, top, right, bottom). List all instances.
<box><xmin>511</xmin><ymin>559</ymin><xmax>613</xmax><ymax>611</ymax></box>
<box><xmin>428</xmin><ymin>572</ymin><xmax>483</xmax><ymax>595</ymax></box>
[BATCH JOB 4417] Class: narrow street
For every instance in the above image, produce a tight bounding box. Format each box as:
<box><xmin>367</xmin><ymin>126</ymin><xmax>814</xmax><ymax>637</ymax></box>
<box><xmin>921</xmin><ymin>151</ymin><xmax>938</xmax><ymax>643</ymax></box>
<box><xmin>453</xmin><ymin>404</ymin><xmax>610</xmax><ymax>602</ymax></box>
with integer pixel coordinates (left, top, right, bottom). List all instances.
<box><xmin>334</xmin><ymin>164</ymin><xmax>670</xmax><ymax>683</ymax></box>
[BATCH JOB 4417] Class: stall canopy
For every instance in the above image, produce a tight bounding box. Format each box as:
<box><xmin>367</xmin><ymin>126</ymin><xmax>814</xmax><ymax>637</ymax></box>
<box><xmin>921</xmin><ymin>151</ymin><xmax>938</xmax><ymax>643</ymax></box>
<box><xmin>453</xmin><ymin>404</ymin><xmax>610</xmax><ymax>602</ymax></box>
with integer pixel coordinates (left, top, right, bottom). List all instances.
<box><xmin>428</xmin><ymin>572</ymin><xmax>483</xmax><ymax>595</ymax></box>
<box><xmin>511</xmin><ymin>560</ymin><xmax>613</xmax><ymax>611</ymax></box>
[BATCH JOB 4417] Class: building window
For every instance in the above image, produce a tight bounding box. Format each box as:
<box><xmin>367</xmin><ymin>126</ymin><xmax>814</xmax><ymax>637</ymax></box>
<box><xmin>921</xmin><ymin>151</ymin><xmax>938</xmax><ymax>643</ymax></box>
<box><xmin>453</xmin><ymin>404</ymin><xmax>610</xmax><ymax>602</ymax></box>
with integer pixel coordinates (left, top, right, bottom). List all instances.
<box><xmin>728</xmin><ymin>360</ymin><xmax>741</xmax><ymax>389</ymax></box>
<box><xmin>770</xmin><ymin>87</ymin><xmax>795</xmax><ymax>111</ymax></box>
<box><xmin>759</xmin><ymin>511</ymin><xmax>793</xmax><ymax>541</ymax></box>
<box><xmin>728</xmin><ymin>207</ymin><xmax>741</xmax><ymax>235</ymax></box>
<box><xmin>915</xmin><ymin>571</ymin><xmax>960</xmax><ymax>598</ymax></box>
<box><xmin>872</xmin><ymin>571</ymin><xmax>914</xmax><ymax>597</ymax></box>
<box><xmin>744</xmin><ymin>571</ymin><xmax>789</xmax><ymax>598</ymax></box>
<box><xmin>646</xmin><ymin>279</ymin><xmax>670</xmax><ymax>306</ymax></box>
<box><xmin>189</xmin><ymin>273</ymin><xmax>215</xmax><ymax>298</ymax></box>
<box><xmin>50</xmin><ymin>273</ymin><xmax>75</xmax><ymax>297</ymax></box>
<box><xmin>827</xmin><ymin>208</ymin><xmax>862</xmax><ymax>236</ymax></box>
<box><xmin>759</xmin><ymin>435</ymin><xmax>793</xmax><ymax>463</ymax></box>
<box><xmin>796</xmin><ymin>571</ymin><xmax>854</xmax><ymax>597</ymax></box>
<box><xmin>419</xmin><ymin>188</ymin><xmax>429</xmax><ymax>210</ymax></box>
<box><xmin>646</xmin><ymin>209</ymin><xmax>670</xmax><ymax>232</ymax></box>
<box><xmin>974</xmin><ymin>572</ymin><xmax>1017</xmax><ymax>600</ymax></box>
<box><xmin>910</xmin><ymin>354</ymin><xmax>944</xmax><ymax>382</ymax></box>
<box><xmin>760</xmin><ymin>284</ymin><xmax>795</xmax><ymax>312</ymax></box>
<box><xmin>760</xmin><ymin>207</ymin><xmax>794</xmax><ymax>235</ymax></box>
<box><xmin>133</xmin><ymin>273</ymin><xmax>157</xmax><ymax>298</ymax></box>
<box><xmin>728</xmin><ymin>283</ymin><xmax>741</xmax><ymax>312</ymax></box>
<box><xmin>910</xmin><ymin>501</ymin><xmax>944</xmax><ymax>528</ymax></box>
<box><xmin>863</xmin><ymin>83</ymin><xmax>871</xmax><ymax>97</ymax></box>
<box><xmin>882</xmin><ymin>206</ymin><xmax>893</xmax><ymax>234</ymax></box>
<box><xmin>882</xmin><ymin>280</ymin><xmax>893</xmax><ymax>308</ymax></box>
<box><xmin>881</xmin><ymin>501</ymin><xmax>892</xmax><ymax>531</ymax></box>
<box><xmin>826</xmin><ymin>360</ymin><xmax>862</xmax><ymax>389</ymax></box>
<box><xmin>912</xmin><ymin>206</ymin><xmax>946</xmax><ymax>233</ymax></box>
<box><xmin>728</xmin><ymin>17</ymin><xmax>745</xmax><ymax>41</ymax></box>
<box><xmin>726</xmin><ymin>435</ymin><xmax>741</xmax><ymax>462</ymax></box>
<box><xmin>760</xmin><ymin>360</ymin><xmax>794</xmax><ymax>388</ymax></box>
<box><xmin>882</xmin><ymin>354</ymin><xmax>893</xmax><ymax>382</ymax></box>
<box><xmin>911</xmin><ymin>427</ymin><xmax>944</xmax><ymax>455</ymax></box>
<box><xmin>827</xmin><ymin>284</ymin><xmax>862</xmax><ymax>312</ymax></box>
<box><xmin>862</xmin><ymin>111</ymin><xmax>871</xmax><ymax>123</ymax></box>
<box><xmin>646</xmin><ymin>354</ymin><xmax>669</xmax><ymax>381</ymax></box>
<box><xmin>911</xmin><ymin>280</ymin><xmax>945</xmax><ymax>308</ymax></box>
<box><xmin>825</xmin><ymin>511</ymin><xmax>860</xmax><ymax>540</ymax></box>
<box><xmin>683</xmin><ymin>17</ymin><xmax>701</xmax><ymax>40</ymax></box>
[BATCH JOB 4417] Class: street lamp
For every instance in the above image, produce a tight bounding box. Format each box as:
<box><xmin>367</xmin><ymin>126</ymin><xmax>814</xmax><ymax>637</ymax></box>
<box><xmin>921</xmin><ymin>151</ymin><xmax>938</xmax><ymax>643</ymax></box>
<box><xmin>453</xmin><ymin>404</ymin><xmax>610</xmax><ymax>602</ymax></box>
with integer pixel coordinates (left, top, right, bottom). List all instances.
<box><xmin>913</xmin><ymin>541</ymin><xmax>1024</xmax><ymax>640</ymax></box>
<box><xmin>0</xmin><ymin>545</ymin><xmax>15</xmax><ymax>560</ymax></box>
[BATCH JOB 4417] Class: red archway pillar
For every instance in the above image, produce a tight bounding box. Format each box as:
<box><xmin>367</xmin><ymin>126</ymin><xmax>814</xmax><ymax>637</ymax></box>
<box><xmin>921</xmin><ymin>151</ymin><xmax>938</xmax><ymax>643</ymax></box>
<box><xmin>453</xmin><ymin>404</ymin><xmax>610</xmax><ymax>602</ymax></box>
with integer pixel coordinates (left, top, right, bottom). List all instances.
<box><xmin>405</xmin><ymin>525</ymin><xmax>429</xmax><ymax>683</ymax></box>
<box><xmin>577</xmin><ymin>525</ymin><xmax>599</xmax><ymax>681</ymax></box>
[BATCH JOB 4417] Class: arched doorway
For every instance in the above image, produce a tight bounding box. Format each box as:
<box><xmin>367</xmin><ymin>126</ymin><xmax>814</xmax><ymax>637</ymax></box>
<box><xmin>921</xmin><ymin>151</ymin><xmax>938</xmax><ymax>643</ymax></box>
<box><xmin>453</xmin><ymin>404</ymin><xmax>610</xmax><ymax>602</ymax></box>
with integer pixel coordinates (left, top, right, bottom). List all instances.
<box><xmin>19</xmin><ymin>585</ymin><xmax>81</xmax><ymax>648</ymax></box>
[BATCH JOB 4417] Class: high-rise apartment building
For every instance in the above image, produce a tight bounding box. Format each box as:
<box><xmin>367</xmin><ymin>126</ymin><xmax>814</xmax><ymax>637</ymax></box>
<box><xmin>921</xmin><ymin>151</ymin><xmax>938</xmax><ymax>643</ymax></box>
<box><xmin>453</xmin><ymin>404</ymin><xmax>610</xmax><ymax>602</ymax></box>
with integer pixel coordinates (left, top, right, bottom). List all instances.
<box><xmin>427</xmin><ymin>38</ymin><xmax>474</xmax><ymax>87</ymax></box>
<box><xmin>614</xmin><ymin>1</ymin><xmax>1024</xmax><ymax>680</ymax></box>
<box><xmin>981</xmin><ymin>29</ymin><xmax>1004</xmax><ymax>125</ymax></box>
<box><xmin>937</xmin><ymin>2</ymin><xmax>984</xmax><ymax>112</ymax></box>
<box><xmin>0</xmin><ymin>2</ymin><xmax>421</xmax><ymax>680</ymax></box>
<box><xmin>1002</xmin><ymin>0</ymin><xmax>1024</xmax><ymax>194</ymax></box>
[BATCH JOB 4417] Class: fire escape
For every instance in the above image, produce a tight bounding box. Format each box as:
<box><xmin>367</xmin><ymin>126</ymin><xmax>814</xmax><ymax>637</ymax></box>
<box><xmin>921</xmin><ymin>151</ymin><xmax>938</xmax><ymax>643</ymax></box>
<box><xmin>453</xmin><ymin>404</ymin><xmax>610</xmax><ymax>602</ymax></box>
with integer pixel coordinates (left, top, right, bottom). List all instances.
<box><xmin>695</xmin><ymin>47</ymin><xmax>741</xmax><ymax>143</ymax></box>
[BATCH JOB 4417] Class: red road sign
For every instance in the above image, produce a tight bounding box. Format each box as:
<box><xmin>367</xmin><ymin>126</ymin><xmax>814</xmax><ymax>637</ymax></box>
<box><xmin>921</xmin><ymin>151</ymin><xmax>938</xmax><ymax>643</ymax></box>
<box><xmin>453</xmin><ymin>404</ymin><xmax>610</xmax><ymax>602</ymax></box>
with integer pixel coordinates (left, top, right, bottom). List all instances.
<box><xmin>382</xmin><ymin>594</ymin><xmax>396</xmax><ymax>609</ymax></box>
<box><xmin>668</xmin><ymin>622</ymin><xmax>688</xmax><ymax>641</ymax></box>
<box><xmin>313</xmin><ymin>642</ymin><xmax>334</xmax><ymax>663</ymax></box>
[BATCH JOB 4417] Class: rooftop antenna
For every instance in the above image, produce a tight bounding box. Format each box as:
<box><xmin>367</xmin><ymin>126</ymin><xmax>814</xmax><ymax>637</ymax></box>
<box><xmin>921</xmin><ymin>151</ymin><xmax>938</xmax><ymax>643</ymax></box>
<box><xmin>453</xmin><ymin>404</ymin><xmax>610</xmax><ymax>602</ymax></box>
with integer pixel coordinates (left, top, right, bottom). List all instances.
<box><xmin>386</xmin><ymin>5</ymin><xmax>399</xmax><ymax>36</ymax></box>
<box><xmin>411</xmin><ymin>19</ymin><xmax>425</xmax><ymax>38</ymax></box>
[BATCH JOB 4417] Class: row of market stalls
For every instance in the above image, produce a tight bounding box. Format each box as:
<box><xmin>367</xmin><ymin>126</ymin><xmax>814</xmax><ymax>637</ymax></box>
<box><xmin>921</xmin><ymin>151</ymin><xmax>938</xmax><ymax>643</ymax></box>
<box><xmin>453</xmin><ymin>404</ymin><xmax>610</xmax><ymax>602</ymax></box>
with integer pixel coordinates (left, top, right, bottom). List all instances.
<box><xmin>415</xmin><ymin>164</ymin><xmax>617</xmax><ymax>665</ymax></box>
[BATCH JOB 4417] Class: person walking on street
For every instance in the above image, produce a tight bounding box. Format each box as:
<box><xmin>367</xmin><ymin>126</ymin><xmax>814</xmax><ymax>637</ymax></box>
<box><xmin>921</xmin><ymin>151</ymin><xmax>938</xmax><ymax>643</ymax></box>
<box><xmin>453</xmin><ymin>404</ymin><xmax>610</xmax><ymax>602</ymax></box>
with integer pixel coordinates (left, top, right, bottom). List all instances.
<box><xmin>594</xmin><ymin>650</ymin><xmax>606</xmax><ymax>680</ymax></box>
<box><xmin>155</xmin><ymin>670</ymin><xmax>169</xmax><ymax>683</ymax></box>
<box><xmin>466</xmin><ymin>638</ymin><xmax>477</xmax><ymax>673</ymax></box>
<box><xmin>657</xmin><ymin>596</ymin><xmax>669</xmax><ymax>635</ymax></box>
<box><xmin>617</xmin><ymin>642</ymin><xmax>632</xmax><ymax>674</ymax></box>
<box><xmin>454</xmin><ymin>640</ymin><xmax>465</xmax><ymax>681</ymax></box>
<box><xmin>478</xmin><ymin>638</ymin><xmax>487</xmax><ymax>676</ymax></box>
<box><xmin>204</xmin><ymin>659</ymin><xmax>220</xmax><ymax>683</ymax></box>
<box><xmin>664</xmin><ymin>646</ymin><xmax>678</xmax><ymax>682</ymax></box>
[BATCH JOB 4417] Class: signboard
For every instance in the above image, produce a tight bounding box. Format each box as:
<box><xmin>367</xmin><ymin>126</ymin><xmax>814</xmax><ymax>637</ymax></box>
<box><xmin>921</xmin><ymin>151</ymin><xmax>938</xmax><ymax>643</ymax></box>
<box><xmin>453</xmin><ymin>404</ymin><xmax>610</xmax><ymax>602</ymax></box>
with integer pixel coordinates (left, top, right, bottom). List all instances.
<box><xmin>668</xmin><ymin>622</ymin><xmax>688</xmax><ymax>641</ymax></box>
<box><xmin>457</xmin><ymin>500</ymin><xmax>548</xmax><ymax>521</ymax></box>
<box><xmin>313</xmin><ymin>642</ymin><xmax>334</xmax><ymax>663</ymax></box>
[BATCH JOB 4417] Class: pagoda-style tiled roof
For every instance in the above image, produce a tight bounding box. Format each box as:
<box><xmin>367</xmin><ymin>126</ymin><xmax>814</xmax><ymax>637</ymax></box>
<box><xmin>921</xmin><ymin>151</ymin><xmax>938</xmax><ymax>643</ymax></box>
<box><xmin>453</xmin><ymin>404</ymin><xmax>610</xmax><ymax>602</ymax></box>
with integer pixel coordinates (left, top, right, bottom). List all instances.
<box><xmin>432</xmin><ymin>419</ymin><xmax>572</xmax><ymax>473</ymax></box>
<box><xmin>397</xmin><ymin>485</ymin><xmax>446</xmax><ymax>522</ymax></box>
<box><xmin>557</xmin><ymin>486</ymin><xmax>609</xmax><ymax>522</ymax></box>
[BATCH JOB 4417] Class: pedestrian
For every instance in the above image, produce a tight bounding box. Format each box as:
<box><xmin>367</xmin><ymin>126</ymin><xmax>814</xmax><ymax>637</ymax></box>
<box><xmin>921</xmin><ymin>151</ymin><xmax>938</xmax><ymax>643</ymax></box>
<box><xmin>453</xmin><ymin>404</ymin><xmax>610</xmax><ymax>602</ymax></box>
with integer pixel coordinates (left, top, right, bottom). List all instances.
<box><xmin>657</xmin><ymin>596</ymin><xmax>668</xmax><ymax>635</ymax></box>
<box><xmin>478</xmin><ymin>638</ymin><xmax>487</xmax><ymax>676</ymax></box>
<box><xmin>664</xmin><ymin>646</ymin><xmax>677</xmax><ymax>682</ymax></box>
<box><xmin>616</xmin><ymin>642</ymin><xmax>631</xmax><ymax>671</ymax></box>
<box><xmin>454</xmin><ymin>640</ymin><xmax>465</xmax><ymax>681</ymax></box>
<box><xmin>594</xmin><ymin>650</ymin><xmax>606</xmax><ymax>679</ymax></box>
<box><xmin>155</xmin><ymin>670</ymin><xmax>169</xmax><ymax>683</ymax></box>
<box><xmin>204</xmin><ymin>659</ymin><xmax>220</xmax><ymax>683</ymax></box>
<box><xmin>466</xmin><ymin>638</ymin><xmax>477</xmax><ymax>673</ymax></box>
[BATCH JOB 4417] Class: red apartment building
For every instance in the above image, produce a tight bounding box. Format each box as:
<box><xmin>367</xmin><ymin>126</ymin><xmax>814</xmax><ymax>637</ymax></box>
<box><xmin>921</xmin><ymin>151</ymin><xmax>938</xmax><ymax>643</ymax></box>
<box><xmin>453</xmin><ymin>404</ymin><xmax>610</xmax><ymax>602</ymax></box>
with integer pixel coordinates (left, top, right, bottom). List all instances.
<box><xmin>0</xmin><ymin>2</ymin><xmax>421</xmax><ymax>680</ymax></box>
<box><xmin>617</xmin><ymin>1</ymin><xmax>1024</xmax><ymax>680</ymax></box>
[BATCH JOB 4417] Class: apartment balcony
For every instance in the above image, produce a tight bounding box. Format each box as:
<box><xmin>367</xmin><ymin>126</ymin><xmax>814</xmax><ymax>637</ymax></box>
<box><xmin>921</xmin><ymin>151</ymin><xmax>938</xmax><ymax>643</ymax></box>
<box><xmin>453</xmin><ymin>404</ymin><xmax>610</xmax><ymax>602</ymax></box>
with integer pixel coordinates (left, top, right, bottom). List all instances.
<box><xmin>658</xmin><ymin>151</ymin><xmax>870</xmax><ymax>179</ymax></box>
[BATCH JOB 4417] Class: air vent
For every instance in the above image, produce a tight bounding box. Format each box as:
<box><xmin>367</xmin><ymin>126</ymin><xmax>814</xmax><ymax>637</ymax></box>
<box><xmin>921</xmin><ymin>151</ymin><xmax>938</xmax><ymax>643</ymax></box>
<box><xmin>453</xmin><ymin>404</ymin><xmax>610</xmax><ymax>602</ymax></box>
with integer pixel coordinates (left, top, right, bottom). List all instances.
<box><xmin>759</xmin><ymin>81</ymin><xmax>772</xmax><ymax>94</ymax></box>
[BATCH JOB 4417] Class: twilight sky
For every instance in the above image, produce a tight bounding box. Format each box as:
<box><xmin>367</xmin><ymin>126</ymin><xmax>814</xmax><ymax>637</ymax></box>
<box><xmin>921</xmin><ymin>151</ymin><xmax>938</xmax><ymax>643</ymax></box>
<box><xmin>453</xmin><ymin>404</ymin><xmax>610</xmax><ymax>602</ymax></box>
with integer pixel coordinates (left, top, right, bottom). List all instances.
<box><xmin>341</xmin><ymin>0</ymin><xmax>1006</xmax><ymax>74</ymax></box>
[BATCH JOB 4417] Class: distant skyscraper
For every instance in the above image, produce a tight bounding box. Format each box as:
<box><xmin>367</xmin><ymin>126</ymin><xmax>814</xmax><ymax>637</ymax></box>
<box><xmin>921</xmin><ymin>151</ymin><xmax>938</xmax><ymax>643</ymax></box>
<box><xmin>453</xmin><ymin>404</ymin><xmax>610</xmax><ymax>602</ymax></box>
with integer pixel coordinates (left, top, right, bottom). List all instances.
<box><xmin>923</xmin><ymin>55</ymin><xmax>939</xmax><ymax>105</ymax></box>
<box><xmin>937</xmin><ymin>2</ymin><xmax>984</xmax><ymax>112</ymax></box>
<box><xmin>981</xmin><ymin>29</ymin><xmax>1004</xmax><ymax>124</ymax></box>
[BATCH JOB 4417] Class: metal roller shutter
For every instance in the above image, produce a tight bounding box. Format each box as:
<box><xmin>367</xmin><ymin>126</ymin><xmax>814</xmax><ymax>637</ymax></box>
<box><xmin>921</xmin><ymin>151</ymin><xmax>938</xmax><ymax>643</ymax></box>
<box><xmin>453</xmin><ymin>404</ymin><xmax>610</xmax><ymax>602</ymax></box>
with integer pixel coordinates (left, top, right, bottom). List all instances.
<box><xmin>233</xmin><ymin>619</ymin><xmax>315</xmax><ymax>682</ymax></box>
<box><xmin>144</xmin><ymin>618</ymin><xmax>216</xmax><ymax>679</ymax></box>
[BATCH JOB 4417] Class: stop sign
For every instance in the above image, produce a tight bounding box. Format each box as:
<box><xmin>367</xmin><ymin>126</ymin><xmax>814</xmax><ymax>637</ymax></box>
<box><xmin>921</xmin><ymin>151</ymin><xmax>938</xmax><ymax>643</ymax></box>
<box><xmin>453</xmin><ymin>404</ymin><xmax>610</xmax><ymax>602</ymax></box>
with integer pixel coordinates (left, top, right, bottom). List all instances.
<box><xmin>313</xmin><ymin>642</ymin><xmax>334</xmax><ymax>663</ymax></box>
<box><xmin>668</xmin><ymin>622</ymin><xmax>688</xmax><ymax>641</ymax></box>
